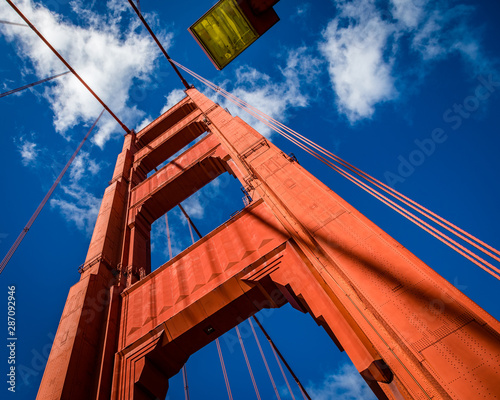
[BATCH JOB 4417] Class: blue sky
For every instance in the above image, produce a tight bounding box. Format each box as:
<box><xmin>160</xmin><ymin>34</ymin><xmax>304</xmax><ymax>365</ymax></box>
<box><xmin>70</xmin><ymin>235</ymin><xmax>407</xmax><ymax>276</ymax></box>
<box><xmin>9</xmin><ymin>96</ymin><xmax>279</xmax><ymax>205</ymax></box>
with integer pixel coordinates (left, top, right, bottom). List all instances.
<box><xmin>1</xmin><ymin>0</ymin><xmax>499</xmax><ymax>399</ymax></box>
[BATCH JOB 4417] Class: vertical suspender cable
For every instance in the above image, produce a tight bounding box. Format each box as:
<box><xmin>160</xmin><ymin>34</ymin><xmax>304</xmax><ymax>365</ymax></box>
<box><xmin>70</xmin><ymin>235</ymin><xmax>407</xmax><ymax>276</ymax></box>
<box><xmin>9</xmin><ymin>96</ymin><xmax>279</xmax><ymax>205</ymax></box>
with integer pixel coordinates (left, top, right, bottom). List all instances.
<box><xmin>180</xmin><ymin>206</ymin><xmax>236</xmax><ymax>400</ymax></box>
<box><xmin>165</xmin><ymin>213</ymin><xmax>190</xmax><ymax>400</ymax></box>
<box><xmin>216</xmin><ymin>337</ymin><xmax>234</xmax><ymax>400</ymax></box>
<box><xmin>5</xmin><ymin>0</ymin><xmax>130</xmax><ymax>133</ymax></box>
<box><xmin>236</xmin><ymin>325</ymin><xmax>262</xmax><ymax>400</ymax></box>
<box><xmin>179</xmin><ymin>204</ymin><xmax>202</xmax><ymax>240</ymax></box>
<box><xmin>178</xmin><ymin>197</ymin><xmax>301</xmax><ymax>400</ymax></box>
<box><xmin>0</xmin><ymin>71</ymin><xmax>70</xmax><ymax>98</ymax></box>
<box><xmin>249</xmin><ymin>318</ymin><xmax>281</xmax><ymax>400</ymax></box>
<box><xmin>186</xmin><ymin>218</ymin><xmax>195</xmax><ymax>245</ymax></box>
<box><xmin>182</xmin><ymin>364</ymin><xmax>190</xmax><ymax>400</ymax></box>
<box><xmin>183</xmin><ymin>207</ymin><xmax>196</xmax><ymax>245</ymax></box>
<box><xmin>165</xmin><ymin>213</ymin><xmax>173</xmax><ymax>259</ymax></box>
<box><xmin>0</xmin><ymin>110</ymin><xmax>104</xmax><ymax>274</ymax></box>
<box><xmin>270</xmin><ymin>345</ymin><xmax>296</xmax><ymax>400</ymax></box>
<box><xmin>252</xmin><ymin>316</ymin><xmax>311</xmax><ymax>400</ymax></box>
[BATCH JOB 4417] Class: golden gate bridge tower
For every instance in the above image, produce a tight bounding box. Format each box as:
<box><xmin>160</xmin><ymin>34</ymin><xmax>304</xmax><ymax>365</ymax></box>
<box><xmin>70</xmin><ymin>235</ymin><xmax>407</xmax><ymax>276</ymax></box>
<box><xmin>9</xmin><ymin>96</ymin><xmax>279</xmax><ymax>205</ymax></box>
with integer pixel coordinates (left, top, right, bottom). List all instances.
<box><xmin>36</xmin><ymin>88</ymin><xmax>500</xmax><ymax>400</ymax></box>
<box><xmin>3</xmin><ymin>0</ymin><xmax>499</xmax><ymax>399</ymax></box>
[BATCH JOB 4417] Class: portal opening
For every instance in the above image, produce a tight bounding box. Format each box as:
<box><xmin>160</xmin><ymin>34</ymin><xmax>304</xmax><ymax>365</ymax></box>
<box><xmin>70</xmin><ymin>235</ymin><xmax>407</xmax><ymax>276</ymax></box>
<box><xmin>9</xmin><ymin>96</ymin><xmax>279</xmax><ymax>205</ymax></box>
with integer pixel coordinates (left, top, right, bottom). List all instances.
<box><xmin>150</xmin><ymin>171</ymin><xmax>251</xmax><ymax>271</ymax></box>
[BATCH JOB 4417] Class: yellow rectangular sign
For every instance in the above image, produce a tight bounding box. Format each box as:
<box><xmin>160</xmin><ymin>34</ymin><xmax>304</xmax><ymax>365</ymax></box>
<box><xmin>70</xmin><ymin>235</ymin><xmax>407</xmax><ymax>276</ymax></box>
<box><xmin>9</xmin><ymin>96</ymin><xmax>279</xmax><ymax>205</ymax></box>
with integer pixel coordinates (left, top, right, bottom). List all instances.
<box><xmin>189</xmin><ymin>0</ymin><xmax>260</xmax><ymax>69</ymax></box>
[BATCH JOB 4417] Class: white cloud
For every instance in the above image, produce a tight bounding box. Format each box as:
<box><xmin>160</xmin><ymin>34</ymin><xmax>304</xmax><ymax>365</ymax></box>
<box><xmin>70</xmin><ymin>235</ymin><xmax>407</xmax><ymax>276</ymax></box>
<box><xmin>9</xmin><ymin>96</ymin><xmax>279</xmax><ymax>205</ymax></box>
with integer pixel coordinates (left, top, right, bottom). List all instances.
<box><xmin>16</xmin><ymin>136</ymin><xmax>39</xmax><ymax>166</ymax></box>
<box><xmin>135</xmin><ymin>116</ymin><xmax>153</xmax><ymax>133</ymax></box>
<box><xmin>293</xmin><ymin>4</ymin><xmax>311</xmax><ymax>19</ymax></box>
<box><xmin>307</xmin><ymin>363</ymin><xmax>376</xmax><ymax>400</ymax></box>
<box><xmin>319</xmin><ymin>0</ymin><xmax>492</xmax><ymax>123</ymax></box>
<box><xmin>319</xmin><ymin>0</ymin><xmax>398</xmax><ymax>123</ymax></box>
<box><xmin>69</xmin><ymin>151</ymin><xmax>101</xmax><ymax>182</ymax></box>
<box><xmin>0</xmin><ymin>0</ymin><xmax>169</xmax><ymax>147</ymax></box>
<box><xmin>391</xmin><ymin>0</ymin><xmax>428</xmax><ymax>29</ymax></box>
<box><xmin>151</xmin><ymin>210</ymin><xmax>192</xmax><ymax>263</ymax></box>
<box><xmin>409</xmin><ymin>4</ymin><xmax>489</xmax><ymax>70</ymax></box>
<box><xmin>160</xmin><ymin>88</ymin><xmax>186</xmax><ymax>115</ymax></box>
<box><xmin>49</xmin><ymin>150</ymin><xmax>104</xmax><ymax>235</ymax></box>
<box><xmin>181</xmin><ymin>193</ymin><xmax>205</xmax><ymax>220</ymax></box>
<box><xmin>50</xmin><ymin>185</ymin><xmax>101</xmax><ymax>235</ymax></box>
<box><xmin>209</xmin><ymin>47</ymin><xmax>321</xmax><ymax>137</ymax></box>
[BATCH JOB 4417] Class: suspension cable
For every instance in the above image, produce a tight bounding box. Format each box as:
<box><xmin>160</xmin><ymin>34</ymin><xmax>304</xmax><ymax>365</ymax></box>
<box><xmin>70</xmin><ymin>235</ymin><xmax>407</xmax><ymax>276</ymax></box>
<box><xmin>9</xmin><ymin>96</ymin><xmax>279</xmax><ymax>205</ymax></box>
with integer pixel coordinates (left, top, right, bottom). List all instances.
<box><xmin>170</xmin><ymin>60</ymin><xmax>500</xmax><ymax>281</ymax></box>
<box><xmin>250</xmin><ymin>110</ymin><xmax>500</xmax><ymax>279</ymax></box>
<box><xmin>0</xmin><ymin>71</ymin><xmax>70</xmax><ymax>99</ymax></box>
<box><xmin>0</xmin><ymin>19</ymin><xmax>27</xmax><ymax>27</ymax></box>
<box><xmin>165</xmin><ymin>213</ymin><xmax>173</xmax><ymax>259</ymax></box>
<box><xmin>126</xmin><ymin>0</ymin><xmax>190</xmax><ymax>89</ymax></box>
<box><xmin>236</xmin><ymin>325</ymin><xmax>262</xmax><ymax>400</ymax></box>
<box><xmin>0</xmin><ymin>110</ymin><xmax>104</xmax><ymax>275</ymax></box>
<box><xmin>271</xmin><ymin>344</ymin><xmax>295</xmax><ymax>400</ymax></box>
<box><xmin>161</xmin><ymin>63</ymin><xmax>437</xmax><ymax>399</ymax></box>
<box><xmin>180</xmin><ymin>206</ymin><xmax>237</xmax><ymax>399</ymax></box>
<box><xmin>252</xmin><ymin>315</ymin><xmax>311</xmax><ymax>400</ymax></box>
<box><xmin>252</xmin><ymin>316</ymin><xmax>311</xmax><ymax>400</ymax></box>
<box><xmin>182</xmin><ymin>364</ymin><xmax>190</xmax><ymax>400</ymax></box>
<box><xmin>241</xmin><ymin>111</ymin><xmax>500</xmax><ymax>279</ymax></box>
<box><xmin>5</xmin><ymin>0</ymin><xmax>130</xmax><ymax>134</ymax></box>
<box><xmin>249</xmin><ymin>318</ymin><xmax>281</xmax><ymax>400</ymax></box>
<box><xmin>216</xmin><ymin>337</ymin><xmax>234</xmax><ymax>400</ymax></box>
<box><xmin>164</xmin><ymin>213</ymin><xmax>190</xmax><ymax>400</ymax></box>
<box><xmin>179</xmin><ymin>204</ymin><xmax>202</xmax><ymax>240</ymax></box>
<box><xmin>172</xmin><ymin>60</ymin><xmax>499</xmax><ymax>259</ymax></box>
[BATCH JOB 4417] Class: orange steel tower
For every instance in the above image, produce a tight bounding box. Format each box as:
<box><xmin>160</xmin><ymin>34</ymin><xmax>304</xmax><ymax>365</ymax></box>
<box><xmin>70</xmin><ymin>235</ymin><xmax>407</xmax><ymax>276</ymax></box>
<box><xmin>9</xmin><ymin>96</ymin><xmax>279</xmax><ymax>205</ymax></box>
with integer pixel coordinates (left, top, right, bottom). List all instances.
<box><xmin>37</xmin><ymin>88</ymin><xmax>500</xmax><ymax>400</ymax></box>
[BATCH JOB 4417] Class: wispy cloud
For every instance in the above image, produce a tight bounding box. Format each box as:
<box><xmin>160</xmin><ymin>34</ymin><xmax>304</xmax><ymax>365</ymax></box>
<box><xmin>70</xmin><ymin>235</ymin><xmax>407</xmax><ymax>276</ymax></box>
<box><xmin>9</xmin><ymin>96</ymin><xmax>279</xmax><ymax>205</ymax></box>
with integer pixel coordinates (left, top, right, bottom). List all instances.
<box><xmin>307</xmin><ymin>363</ymin><xmax>376</xmax><ymax>400</ymax></box>
<box><xmin>160</xmin><ymin>88</ymin><xmax>186</xmax><ymax>115</ymax></box>
<box><xmin>135</xmin><ymin>116</ymin><xmax>153</xmax><ymax>133</ymax></box>
<box><xmin>16</xmin><ymin>135</ymin><xmax>39</xmax><ymax>166</ymax></box>
<box><xmin>292</xmin><ymin>3</ymin><xmax>311</xmax><ymax>20</ymax></box>
<box><xmin>209</xmin><ymin>47</ymin><xmax>322</xmax><ymax>137</ymax></box>
<box><xmin>49</xmin><ymin>150</ymin><xmax>104</xmax><ymax>235</ymax></box>
<box><xmin>151</xmin><ymin>212</ymin><xmax>186</xmax><ymax>263</ymax></box>
<box><xmin>0</xmin><ymin>0</ymin><xmax>169</xmax><ymax>147</ymax></box>
<box><xmin>50</xmin><ymin>187</ymin><xmax>101</xmax><ymax>235</ymax></box>
<box><xmin>391</xmin><ymin>0</ymin><xmax>428</xmax><ymax>29</ymax></box>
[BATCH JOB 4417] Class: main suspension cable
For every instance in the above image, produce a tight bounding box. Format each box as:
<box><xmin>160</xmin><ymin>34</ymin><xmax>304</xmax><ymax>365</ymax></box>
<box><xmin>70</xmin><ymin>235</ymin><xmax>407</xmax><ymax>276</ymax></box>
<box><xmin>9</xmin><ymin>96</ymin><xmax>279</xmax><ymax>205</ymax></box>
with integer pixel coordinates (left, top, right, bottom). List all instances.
<box><xmin>0</xmin><ymin>110</ymin><xmax>104</xmax><ymax>275</ymax></box>
<box><xmin>5</xmin><ymin>0</ymin><xmax>130</xmax><ymax>133</ymax></box>
<box><xmin>171</xmin><ymin>60</ymin><xmax>500</xmax><ymax>281</ymax></box>
<box><xmin>242</xmin><ymin>112</ymin><xmax>500</xmax><ymax>279</ymax></box>
<box><xmin>126</xmin><ymin>0</ymin><xmax>190</xmax><ymax>89</ymax></box>
<box><xmin>0</xmin><ymin>71</ymin><xmax>70</xmax><ymax>99</ymax></box>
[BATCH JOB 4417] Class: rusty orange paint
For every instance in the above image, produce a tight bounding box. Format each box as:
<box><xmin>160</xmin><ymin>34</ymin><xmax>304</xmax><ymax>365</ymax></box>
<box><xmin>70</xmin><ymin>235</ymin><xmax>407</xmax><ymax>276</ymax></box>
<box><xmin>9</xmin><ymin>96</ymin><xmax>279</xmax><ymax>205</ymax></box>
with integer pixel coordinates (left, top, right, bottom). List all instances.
<box><xmin>37</xmin><ymin>88</ymin><xmax>500</xmax><ymax>400</ymax></box>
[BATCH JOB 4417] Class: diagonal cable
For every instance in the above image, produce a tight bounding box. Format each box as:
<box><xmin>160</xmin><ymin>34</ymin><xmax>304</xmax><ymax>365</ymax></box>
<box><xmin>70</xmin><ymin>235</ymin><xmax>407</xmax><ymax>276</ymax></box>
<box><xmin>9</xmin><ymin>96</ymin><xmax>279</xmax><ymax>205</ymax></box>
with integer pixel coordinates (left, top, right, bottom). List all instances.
<box><xmin>0</xmin><ymin>71</ymin><xmax>70</xmax><ymax>99</ymax></box>
<box><xmin>170</xmin><ymin>59</ymin><xmax>500</xmax><ymax>281</ymax></box>
<box><xmin>0</xmin><ymin>110</ymin><xmax>104</xmax><ymax>274</ymax></box>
